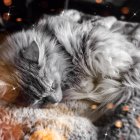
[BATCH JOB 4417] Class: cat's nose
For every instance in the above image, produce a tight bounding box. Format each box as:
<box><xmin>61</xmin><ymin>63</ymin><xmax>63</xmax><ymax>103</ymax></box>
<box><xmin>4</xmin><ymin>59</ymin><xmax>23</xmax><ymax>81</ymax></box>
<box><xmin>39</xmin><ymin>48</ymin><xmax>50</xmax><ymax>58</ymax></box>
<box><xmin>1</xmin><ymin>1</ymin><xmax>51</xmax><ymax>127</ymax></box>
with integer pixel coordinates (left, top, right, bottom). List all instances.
<box><xmin>43</xmin><ymin>86</ymin><xmax>62</xmax><ymax>104</ymax></box>
<box><xmin>43</xmin><ymin>95</ymin><xmax>58</xmax><ymax>103</ymax></box>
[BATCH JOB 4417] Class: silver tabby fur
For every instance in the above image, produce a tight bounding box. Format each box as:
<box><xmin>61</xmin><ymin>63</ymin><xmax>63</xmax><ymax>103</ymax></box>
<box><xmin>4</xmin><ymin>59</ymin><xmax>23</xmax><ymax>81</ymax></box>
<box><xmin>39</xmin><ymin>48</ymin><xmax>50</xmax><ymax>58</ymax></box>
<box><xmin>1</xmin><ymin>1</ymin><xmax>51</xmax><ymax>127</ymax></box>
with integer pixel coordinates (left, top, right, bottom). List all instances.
<box><xmin>0</xmin><ymin>10</ymin><xmax>140</xmax><ymax>119</ymax></box>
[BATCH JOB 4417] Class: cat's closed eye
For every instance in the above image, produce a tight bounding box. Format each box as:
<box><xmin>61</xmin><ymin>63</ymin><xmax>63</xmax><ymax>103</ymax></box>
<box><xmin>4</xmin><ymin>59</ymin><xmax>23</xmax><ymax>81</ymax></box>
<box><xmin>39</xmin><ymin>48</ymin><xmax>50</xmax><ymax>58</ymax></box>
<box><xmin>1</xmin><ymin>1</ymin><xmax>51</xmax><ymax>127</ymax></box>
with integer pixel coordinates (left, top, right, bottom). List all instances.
<box><xmin>49</xmin><ymin>80</ymin><xmax>58</xmax><ymax>92</ymax></box>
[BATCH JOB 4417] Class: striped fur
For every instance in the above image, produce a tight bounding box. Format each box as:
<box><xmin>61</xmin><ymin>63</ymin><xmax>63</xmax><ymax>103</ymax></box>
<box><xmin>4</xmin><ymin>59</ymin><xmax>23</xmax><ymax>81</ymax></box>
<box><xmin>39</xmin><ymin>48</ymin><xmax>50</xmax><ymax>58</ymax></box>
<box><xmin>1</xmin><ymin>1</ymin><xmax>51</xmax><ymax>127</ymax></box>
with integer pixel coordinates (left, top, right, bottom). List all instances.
<box><xmin>0</xmin><ymin>10</ymin><xmax>140</xmax><ymax>120</ymax></box>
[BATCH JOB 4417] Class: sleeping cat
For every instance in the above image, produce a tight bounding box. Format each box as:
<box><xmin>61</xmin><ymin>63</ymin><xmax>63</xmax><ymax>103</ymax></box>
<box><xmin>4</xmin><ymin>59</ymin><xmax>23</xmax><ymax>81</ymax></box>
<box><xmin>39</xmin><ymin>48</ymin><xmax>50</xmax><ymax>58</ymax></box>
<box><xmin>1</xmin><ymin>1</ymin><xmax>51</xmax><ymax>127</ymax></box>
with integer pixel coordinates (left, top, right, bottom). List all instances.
<box><xmin>0</xmin><ymin>10</ymin><xmax>140</xmax><ymax>117</ymax></box>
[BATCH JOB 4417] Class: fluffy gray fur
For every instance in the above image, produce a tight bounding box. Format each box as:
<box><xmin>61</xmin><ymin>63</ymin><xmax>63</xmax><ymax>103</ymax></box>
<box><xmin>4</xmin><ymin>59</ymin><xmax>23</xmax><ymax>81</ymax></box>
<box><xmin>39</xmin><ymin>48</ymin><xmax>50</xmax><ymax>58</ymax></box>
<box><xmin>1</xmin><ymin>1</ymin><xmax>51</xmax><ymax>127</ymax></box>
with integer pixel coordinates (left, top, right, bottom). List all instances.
<box><xmin>0</xmin><ymin>10</ymin><xmax>140</xmax><ymax>120</ymax></box>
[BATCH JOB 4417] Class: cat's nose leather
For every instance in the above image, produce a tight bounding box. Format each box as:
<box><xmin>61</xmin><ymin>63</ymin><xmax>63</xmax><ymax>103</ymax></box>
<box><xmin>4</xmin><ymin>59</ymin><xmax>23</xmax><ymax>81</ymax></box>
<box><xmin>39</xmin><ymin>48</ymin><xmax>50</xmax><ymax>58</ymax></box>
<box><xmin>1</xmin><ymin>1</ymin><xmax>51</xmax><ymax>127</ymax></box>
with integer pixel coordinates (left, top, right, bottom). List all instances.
<box><xmin>44</xmin><ymin>96</ymin><xmax>58</xmax><ymax>103</ymax></box>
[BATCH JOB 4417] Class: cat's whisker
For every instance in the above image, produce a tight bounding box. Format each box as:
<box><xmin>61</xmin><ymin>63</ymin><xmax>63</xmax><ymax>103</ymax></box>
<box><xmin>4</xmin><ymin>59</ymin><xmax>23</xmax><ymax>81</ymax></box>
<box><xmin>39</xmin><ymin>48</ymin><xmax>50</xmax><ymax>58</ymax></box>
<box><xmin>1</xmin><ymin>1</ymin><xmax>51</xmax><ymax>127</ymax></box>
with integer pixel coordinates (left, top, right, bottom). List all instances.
<box><xmin>29</xmin><ymin>99</ymin><xmax>42</xmax><ymax>107</ymax></box>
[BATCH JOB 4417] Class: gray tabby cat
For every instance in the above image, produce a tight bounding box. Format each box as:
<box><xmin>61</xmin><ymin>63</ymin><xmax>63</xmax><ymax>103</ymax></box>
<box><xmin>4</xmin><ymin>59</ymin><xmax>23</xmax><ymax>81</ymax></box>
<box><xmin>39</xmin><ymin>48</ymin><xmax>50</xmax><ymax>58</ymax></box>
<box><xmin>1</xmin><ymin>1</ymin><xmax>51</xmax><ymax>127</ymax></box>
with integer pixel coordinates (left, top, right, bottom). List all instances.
<box><xmin>0</xmin><ymin>10</ymin><xmax>140</xmax><ymax>119</ymax></box>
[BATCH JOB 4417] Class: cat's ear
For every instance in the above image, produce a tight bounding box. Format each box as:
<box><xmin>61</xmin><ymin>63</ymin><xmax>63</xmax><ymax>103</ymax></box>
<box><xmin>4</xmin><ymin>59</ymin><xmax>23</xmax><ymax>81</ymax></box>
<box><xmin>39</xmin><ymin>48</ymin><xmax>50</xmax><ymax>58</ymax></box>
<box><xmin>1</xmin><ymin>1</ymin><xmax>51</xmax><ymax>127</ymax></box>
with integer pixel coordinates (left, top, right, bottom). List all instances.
<box><xmin>21</xmin><ymin>41</ymin><xmax>39</xmax><ymax>63</ymax></box>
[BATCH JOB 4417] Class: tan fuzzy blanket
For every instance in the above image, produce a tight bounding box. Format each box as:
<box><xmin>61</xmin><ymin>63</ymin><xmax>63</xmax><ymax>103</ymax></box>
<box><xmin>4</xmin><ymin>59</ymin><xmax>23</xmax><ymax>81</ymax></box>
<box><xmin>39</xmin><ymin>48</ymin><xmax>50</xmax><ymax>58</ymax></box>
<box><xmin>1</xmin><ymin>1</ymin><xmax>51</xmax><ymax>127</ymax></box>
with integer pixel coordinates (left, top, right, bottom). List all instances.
<box><xmin>0</xmin><ymin>100</ymin><xmax>97</xmax><ymax>140</ymax></box>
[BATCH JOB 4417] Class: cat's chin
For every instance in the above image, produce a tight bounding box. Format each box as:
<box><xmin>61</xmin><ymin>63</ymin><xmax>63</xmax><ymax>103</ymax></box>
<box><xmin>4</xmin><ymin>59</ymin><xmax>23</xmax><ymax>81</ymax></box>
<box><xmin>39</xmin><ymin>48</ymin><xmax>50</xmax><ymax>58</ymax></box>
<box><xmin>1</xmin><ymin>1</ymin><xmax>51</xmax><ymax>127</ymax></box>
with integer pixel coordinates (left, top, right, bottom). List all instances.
<box><xmin>28</xmin><ymin>99</ymin><xmax>60</xmax><ymax>109</ymax></box>
<box><xmin>37</xmin><ymin>103</ymin><xmax>59</xmax><ymax>109</ymax></box>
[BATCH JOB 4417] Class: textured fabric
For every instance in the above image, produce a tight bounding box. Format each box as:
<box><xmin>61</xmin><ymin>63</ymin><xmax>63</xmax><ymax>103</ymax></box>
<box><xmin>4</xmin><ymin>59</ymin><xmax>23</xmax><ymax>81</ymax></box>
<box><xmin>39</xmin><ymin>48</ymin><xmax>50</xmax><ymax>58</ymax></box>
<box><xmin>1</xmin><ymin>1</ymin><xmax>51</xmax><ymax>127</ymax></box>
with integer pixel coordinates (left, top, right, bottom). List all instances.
<box><xmin>0</xmin><ymin>100</ymin><xmax>97</xmax><ymax>140</ymax></box>
<box><xmin>98</xmin><ymin>89</ymin><xmax>140</xmax><ymax>140</ymax></box>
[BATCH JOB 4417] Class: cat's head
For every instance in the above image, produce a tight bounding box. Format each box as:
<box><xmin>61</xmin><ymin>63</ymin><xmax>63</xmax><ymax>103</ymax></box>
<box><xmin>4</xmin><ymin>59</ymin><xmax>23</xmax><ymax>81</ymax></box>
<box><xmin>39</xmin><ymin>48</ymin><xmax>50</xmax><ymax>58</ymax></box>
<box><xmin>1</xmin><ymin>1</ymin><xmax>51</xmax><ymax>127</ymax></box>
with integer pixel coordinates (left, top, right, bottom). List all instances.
<box><xmin>0</xmin><ymin>30</ymin><xmax>63</xmax><ymax>107</ymax></box>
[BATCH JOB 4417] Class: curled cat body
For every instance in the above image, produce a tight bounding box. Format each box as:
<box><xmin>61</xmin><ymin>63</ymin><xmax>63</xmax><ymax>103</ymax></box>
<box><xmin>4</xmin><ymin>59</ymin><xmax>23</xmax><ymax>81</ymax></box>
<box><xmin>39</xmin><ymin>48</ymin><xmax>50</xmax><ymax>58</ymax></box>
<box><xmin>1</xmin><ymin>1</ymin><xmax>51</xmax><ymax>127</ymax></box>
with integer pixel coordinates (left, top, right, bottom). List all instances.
<box><xmin>0</xmin><ymin>10</ymin><xmax>140</xmax><ymax>119</ymax></box>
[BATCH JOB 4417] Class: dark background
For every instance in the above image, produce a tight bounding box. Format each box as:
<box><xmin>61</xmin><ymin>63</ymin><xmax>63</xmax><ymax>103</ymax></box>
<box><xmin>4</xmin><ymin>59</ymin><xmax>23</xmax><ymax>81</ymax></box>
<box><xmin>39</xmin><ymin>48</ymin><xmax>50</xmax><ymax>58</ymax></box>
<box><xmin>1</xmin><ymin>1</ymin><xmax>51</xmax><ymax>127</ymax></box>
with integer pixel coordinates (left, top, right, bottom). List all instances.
<box><xmin>0</xmin><ymin>0</ymin><xmax>140</xmax><ymax>32</ymax></box>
